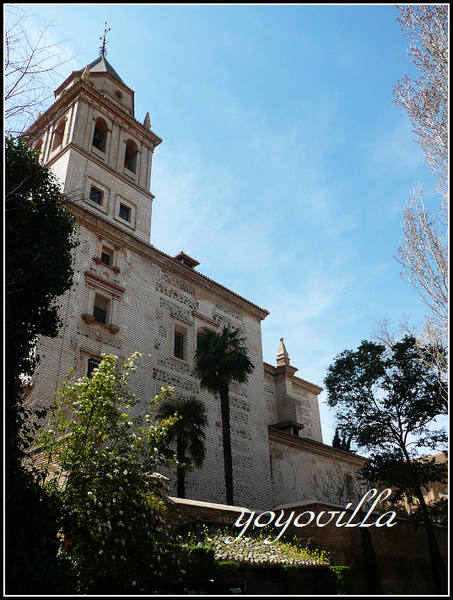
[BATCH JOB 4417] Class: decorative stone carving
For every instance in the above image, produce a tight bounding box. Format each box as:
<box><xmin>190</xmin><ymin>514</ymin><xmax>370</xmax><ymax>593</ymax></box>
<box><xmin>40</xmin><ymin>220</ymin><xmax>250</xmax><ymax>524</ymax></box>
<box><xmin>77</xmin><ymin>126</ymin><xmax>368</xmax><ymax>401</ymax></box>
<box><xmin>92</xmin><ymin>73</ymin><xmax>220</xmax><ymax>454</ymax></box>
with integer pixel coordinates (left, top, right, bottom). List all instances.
<box><xmin>156</xmin><ymin>280</ymin><xmax>198</xmax><ymax>310</ymax></box>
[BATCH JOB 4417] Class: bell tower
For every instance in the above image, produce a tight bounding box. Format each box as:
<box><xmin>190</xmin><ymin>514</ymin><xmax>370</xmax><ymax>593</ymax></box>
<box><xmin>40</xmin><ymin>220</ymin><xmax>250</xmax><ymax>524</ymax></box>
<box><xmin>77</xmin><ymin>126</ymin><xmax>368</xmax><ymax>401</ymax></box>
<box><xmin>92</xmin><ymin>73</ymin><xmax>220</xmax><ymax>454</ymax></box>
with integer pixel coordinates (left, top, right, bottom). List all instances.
<box><xmin>26</xmin><ymin>33</ymin><xmax>162</xmax><ymax>244</ymax></box>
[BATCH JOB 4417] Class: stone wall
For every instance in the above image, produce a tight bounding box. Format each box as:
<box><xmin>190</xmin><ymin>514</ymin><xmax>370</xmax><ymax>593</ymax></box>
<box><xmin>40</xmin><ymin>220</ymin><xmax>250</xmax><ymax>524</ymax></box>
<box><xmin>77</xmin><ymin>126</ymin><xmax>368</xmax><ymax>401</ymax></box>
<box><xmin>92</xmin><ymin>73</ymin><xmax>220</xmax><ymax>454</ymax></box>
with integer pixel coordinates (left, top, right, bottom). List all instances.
<box><xmin>26</xmin><ymin>206</ymin><xmax>274</xmax><ymax>510</ymax></box>
<box><xmin>171</xmin><ymin>497</ymin><xmax>448</xmax><ymax>595</ymax></box>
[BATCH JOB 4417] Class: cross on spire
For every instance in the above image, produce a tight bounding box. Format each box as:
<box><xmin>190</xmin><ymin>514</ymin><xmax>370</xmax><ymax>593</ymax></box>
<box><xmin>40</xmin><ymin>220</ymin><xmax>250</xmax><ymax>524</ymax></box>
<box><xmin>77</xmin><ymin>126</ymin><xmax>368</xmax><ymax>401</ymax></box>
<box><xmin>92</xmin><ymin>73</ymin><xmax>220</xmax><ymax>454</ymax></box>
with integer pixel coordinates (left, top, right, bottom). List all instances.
<box><xmin>99</xmin><ymin>22</ymin><xmax>111</xmax><ymax>56</ymax></box>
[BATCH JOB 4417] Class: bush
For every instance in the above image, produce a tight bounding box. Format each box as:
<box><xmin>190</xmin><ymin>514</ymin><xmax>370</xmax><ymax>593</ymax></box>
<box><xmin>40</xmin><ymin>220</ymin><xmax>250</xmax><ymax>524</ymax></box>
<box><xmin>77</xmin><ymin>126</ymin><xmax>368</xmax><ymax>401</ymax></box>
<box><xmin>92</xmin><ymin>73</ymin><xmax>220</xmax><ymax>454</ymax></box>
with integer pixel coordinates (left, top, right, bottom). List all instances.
<box><xmin>36</xmin><ymin>355</ymin><xmax>186</xmax><ymax>593</ymax></box>
<box><xmin>184</xmin><ymin>546</ymin><xmax>216</xmax><ymax>580</ymax></box>
<box><xmin>280</xmin><ymin>564</ymin><xmax>302</xmax><ymax>594</ymax></box>
<box><xmin>213</xmin><ymin>561</ymin><xmax>240</xmax><ymax>579</ymax></box>
<box><xmin>328</xmin><ymin>565</ymin><xmax>354</xmax><ymax>594</ymax></box>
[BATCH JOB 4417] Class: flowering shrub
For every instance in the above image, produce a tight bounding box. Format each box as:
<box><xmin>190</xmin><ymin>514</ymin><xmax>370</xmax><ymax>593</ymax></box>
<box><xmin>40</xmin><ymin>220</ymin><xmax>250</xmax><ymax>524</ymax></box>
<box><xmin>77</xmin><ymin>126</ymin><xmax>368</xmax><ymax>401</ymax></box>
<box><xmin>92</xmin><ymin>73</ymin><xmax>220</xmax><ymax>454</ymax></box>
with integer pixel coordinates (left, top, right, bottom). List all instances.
<box><xmin>37</xmin><ymin>354</ymin><xmax>187</xmax><ymax>593</ymax></box>
<box><xmin>182</xmin><ymin>524</ymin><xmax>330</xmax><ymax>568</ymax></box>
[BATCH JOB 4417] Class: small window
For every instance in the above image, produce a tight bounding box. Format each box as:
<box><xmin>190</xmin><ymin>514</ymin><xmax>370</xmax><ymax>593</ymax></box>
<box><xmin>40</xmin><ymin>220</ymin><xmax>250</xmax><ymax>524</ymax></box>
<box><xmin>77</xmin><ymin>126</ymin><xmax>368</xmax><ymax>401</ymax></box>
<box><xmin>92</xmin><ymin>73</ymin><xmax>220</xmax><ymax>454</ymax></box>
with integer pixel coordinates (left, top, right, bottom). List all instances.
<box><xmin>101</xmin><ymin>250</ymin><xmax>111</xmax><ymax>266</ymax></box>
<box><xmin>115</xmin><ymin>89</ymin><xmax>123</xmax><ymax>100</ymax></box>
<box><xmin>90</xmin><ymin>186</ymin><xmax>103</xmax><ymax>205</ymax></box>
<box><xmin>87</xmin><ymin>358</ymin><xmax>101</xmax><ymax>378</ymax></box>
<box><xmin>174</xmin><ymin>331</ymin><xmax>184</xmax><ymax>360</ymax></box>
<box><xmin>119</xmin><ymin>204</ymin><xmax>130</xmax><ymax>222</ymax></box>
<box><xmin>124</xmin><ymin>139</ymin><xmax>138</xmax><ymax>173</ymax></box>
<box><xmin>93</xmin><ymin>294</ymin><xmax>110</xmax><ymax>325</ymax></box>
<box><xmin>92</xmin><ymin>117</ymin><xmax>108</xmax><ymax>152</ymax></box>
<box><xmin>52</xmin><ymin>118</ymin><xmax>66</xmax><ymax>151</ymax></box>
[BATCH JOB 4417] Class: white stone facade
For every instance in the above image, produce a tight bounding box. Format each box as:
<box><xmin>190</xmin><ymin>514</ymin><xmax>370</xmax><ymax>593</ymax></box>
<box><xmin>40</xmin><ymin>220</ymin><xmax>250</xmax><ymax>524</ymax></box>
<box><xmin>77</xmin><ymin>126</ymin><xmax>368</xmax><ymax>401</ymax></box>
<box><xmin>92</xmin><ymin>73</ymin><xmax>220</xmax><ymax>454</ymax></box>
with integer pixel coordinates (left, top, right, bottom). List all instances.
<box><xmin>25</xmin><ymin>55</ymin><xmax>359</xmax><ymax>510</ymax></box>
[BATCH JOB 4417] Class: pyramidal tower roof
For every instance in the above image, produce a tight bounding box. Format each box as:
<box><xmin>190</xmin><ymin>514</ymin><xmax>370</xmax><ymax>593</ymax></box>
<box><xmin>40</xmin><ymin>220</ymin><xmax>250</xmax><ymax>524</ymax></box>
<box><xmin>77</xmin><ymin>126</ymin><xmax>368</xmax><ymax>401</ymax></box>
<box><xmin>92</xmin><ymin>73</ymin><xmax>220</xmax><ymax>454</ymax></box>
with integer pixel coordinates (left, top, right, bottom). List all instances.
<box><xmin>85</xmin><ymin>54</ymin><xmax>126</xmax><ymax>85</ymax></box>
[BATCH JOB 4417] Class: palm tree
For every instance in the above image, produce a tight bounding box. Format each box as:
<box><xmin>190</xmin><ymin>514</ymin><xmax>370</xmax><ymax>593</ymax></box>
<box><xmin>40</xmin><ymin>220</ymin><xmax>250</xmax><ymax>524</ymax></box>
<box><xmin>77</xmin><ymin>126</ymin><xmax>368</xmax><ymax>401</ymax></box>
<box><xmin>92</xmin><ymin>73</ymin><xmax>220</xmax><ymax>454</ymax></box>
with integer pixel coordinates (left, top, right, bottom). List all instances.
<box><xmin>193</xmin><ymin>325</ymin><xmax>254</xmax><ymax>505</ymax></box>
<box><xmin>156</xmin><ymin>395</ymin><xmax>207</xmax><ymax>499</ymax></box>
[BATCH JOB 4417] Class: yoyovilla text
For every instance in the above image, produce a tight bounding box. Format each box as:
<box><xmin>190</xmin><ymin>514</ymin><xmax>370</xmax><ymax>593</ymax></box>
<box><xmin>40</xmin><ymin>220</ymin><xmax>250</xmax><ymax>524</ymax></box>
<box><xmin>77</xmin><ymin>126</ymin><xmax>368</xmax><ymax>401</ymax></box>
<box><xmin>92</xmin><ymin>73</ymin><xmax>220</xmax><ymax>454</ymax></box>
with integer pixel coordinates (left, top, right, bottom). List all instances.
<box><xmin>225</xmin><ymin>488</ymin><xmax>397</xmax><ymax>544</ymax></box>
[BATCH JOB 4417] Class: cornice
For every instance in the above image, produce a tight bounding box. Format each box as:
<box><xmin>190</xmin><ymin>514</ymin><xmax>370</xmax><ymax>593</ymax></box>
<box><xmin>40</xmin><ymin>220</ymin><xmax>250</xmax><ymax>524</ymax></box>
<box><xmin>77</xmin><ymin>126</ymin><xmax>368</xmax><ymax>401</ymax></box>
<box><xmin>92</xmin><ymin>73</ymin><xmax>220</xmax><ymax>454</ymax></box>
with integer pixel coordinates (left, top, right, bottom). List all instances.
<box><xmin>84</xmin><ymin>270</ymin><xmax>126</xmax><ymax>299</ymax></box>
<box><xmin>68</xmin><ymin>198</ymin><xmax>270</xmax><ymax>321</ymax></box>
<box><xmin>26</xmin><ymin>79</ymin><xmax>162</xmax><ymax>147</ymax></box>
<box><xmin>268</xmin><ymin>427</ymin><xmax>367</xmax><ymax>467</ymax></box>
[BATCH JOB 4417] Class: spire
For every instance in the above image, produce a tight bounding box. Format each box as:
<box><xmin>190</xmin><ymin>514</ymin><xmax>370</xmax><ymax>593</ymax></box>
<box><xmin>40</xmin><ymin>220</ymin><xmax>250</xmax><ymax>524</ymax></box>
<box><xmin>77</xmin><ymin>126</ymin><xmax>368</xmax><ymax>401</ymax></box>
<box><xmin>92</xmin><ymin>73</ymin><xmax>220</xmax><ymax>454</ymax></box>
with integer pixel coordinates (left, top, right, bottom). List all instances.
<box><xmin>99</xmin><ymin>22</ymin><xmax>111</xmax><ymax>57</ymax></box>
<box><xmin>276</xmin><ymin>337</ymin><xmax>290</xmax><ymax>366</ymax></box>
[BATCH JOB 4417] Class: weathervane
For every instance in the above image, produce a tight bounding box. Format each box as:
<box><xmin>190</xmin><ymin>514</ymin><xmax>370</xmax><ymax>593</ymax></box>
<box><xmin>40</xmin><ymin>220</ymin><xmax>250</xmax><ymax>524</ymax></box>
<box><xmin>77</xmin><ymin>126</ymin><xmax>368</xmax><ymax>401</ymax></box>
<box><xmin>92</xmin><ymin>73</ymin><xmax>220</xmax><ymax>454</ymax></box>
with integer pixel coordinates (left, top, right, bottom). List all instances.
<box><xmin>99</xmin><ymin>22</ymin><xmax>111</xmax><ymax>57</ymax></box>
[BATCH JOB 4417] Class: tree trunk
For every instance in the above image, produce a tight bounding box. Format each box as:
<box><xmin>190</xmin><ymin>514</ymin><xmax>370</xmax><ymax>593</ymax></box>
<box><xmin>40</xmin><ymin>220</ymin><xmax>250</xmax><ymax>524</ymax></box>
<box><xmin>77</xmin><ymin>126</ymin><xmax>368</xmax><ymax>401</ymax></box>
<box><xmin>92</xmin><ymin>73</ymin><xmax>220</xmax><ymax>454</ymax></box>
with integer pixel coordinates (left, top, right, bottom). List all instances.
<box><xmin>414</xmin><ymin>485</ymin><xmax>447</xmax><ymax>594</ymax></box>
<box><xmin>403</xmin><ymin>450</ymin><xmax>447</xmax><ymax>594</ymax></box>
<box><xmin>176</xmin><ymin>438</ymin><xmax>186</xmax><ymax>499</ymax></box>
<box><xmin>219</xmin><ymin>385</ymin><xmax>234</xmax><ymax>505</ymax></box>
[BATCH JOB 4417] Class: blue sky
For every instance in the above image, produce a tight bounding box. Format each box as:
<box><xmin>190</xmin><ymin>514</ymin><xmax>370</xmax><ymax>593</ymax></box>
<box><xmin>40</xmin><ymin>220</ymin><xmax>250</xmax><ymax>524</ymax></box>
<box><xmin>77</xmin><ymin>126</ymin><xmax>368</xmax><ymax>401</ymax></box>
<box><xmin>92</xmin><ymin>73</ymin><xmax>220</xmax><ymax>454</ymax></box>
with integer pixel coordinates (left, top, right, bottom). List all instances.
<box><xmin>8</xmin><ymin>4</ymin><xmax>440</xmax><ymax>444</ymax></box>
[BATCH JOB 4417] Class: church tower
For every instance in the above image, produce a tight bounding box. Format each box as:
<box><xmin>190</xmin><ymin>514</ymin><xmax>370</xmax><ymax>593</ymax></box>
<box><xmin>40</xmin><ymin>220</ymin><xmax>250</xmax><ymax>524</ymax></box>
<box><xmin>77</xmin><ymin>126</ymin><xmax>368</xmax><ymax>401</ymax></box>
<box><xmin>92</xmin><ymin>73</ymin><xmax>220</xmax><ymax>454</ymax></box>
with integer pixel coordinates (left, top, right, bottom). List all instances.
<box><xmin>23</xmin><ymin>34</ymin><xmax>338</xmax><ymax>511</ymax></box>
<box><xmin>27</xmin><ymin>48</ymin><xmax>162</xmax><ymax>244</ymax></box>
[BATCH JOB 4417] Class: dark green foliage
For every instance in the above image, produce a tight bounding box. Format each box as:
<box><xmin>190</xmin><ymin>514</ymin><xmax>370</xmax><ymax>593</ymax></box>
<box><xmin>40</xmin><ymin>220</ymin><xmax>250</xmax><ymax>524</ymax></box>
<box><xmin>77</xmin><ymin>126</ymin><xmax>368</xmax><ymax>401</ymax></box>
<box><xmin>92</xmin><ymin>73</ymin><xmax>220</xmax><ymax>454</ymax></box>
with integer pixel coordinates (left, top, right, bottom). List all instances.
<box><xmin>156</xmin><ymin>395</ymin><xmax>208</xmax><ymax>498</ymax></box>
<box><xmin>360</xmin><ymin>527</ymin><xmax>384</xmax><ymax>594</ymax></box>
<box><xmin>5</xmin><ymin>135</ymin><xmax>78</xmax><ymax>463</ymax></box>
<box><xmin>324</xmin><ymin>335</ymin><xmax>447</xmax><ymax>593</ymax></box>
<box><xmin>36</xmin><ymin>357</ymin><xmax>186</xmax><ymax>594</ymax></box>
<box><xmin>193</xmin><ymin>325</ymin><xmax>254</xmax><ymax>505</ymax></box>
<box><xmin>332</xmin><ymin>426</ymin><xmax>353</xmax><ymax>451</ymax></box>
<box><xmin>5</xmin><ymin>136</ymin><xmax>78</xmax><ymax>594</ymax></box>
<box><xmin>328</xmin><ymin>566</ymin><xmax>354</xmax><ymax>594</ymax></box>
<box><xmin>325</xmin><ymin>335</ymin><xmax>446</xmax><ymax>481</ymax></box>
<box><xmin>411</xmin><ymin>496</ymin><xmax>448</xmax><ymax>526</ymax></box>
<box><xmin>362</xmin><ymin>451</ymin><xmax>447</xmax><ymax>507</ymax></box>
<box><xmin>5</xmin><ymin>467</ymin><xmax>76</xmax><ymax>595</ymax></box>
<box><xmin>193</xmin><ymin>325</ymin><xmax>255</xmax><ymax>395</ymax></box>
<box><xmin>213</xmin><ymin>561</ymin><xmax>240</xmax><ymax>579</ymax></box>
<box><xmin>183</xmin><ymin>546</ymin><xmax>216</xmax><ymax>580</ymax></box>
<box><xmin>279</xmin><ymin>564</ymin><xmax>302</xmax><ymax>594</ymax></box>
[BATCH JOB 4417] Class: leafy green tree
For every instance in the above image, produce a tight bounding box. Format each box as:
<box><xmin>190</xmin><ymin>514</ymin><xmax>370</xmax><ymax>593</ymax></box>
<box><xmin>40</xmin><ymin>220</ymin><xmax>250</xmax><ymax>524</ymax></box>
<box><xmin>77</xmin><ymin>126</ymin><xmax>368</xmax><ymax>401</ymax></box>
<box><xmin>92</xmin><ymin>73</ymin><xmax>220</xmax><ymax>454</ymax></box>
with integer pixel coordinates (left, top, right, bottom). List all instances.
<box><xmin>156</xmin><ymin>395</ymin><xmax>208</xmax><ymax>499</ymax></box>
<box><xmin>193</xmin><ymin>325</ymin><xmax>254</xmax><ymax>505</ymax></box>
<box><xmin>5</xmin><ymin>136</ymin><xmax>78</xmax><ymax>594</ymax></box>
<box><xmin>36</xmin><ymin>354</ymin><xmax>186</xmax><ymax>593</ymax></box>
<box><xmin>324</xmin><ymin>335</ymin><xmax>447</xmax><ymax>594</ymax></box>
<box><xmin>331</xmin><ymin>426</ymin><xmax>353</xmax><ymax>452</ymax></box>
<box><xmin>5</xmin><ymin>136</ymin><xmax>78</xmax><ymax>464</ymax></box>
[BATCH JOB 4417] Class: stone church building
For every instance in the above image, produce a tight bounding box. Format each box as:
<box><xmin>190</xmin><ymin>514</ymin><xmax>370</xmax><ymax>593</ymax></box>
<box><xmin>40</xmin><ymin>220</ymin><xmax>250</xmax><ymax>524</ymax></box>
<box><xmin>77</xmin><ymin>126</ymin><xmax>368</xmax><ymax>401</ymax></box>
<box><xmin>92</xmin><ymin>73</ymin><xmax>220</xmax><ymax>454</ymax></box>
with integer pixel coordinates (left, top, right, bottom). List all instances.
<box><xmin>25</xmin><ymin>52</ymin><xmax>364</xmax><ymax>511</ymax></box>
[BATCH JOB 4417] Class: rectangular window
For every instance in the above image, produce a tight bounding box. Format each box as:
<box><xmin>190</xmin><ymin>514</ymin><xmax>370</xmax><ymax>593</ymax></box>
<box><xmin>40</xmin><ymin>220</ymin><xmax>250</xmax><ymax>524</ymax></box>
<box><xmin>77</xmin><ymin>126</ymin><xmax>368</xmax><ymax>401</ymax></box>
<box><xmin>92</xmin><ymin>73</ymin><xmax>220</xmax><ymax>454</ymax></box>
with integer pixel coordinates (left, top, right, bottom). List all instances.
<box><xmin>90</xmin><ymin>186</ymin><xmax>103</xmax><ymax>205</ymax></box>
<box><xmin>119</xmin><ymin>204</ymin><xmax>130</xmax><ymax>221</ymax></box>
<box><xmin>92</xmin><ymin>127</ymin><xmax>106</xmax><ymax>152</ymax></box>
<box><xmin>101</xmin><ymin>251</ymin><xmax>111</xmax><ymax>266</ymax></box>
<box><xmin>93</xmin><ymin>294</ymin><xmax>109</xmax><ymax>325</ymax></box>
<box><xmin>174</xmin><ymin>331</ymin><xmax>184</xmax><ymax>360</ymax></box>
<box><xmin>87</xmin><ymin>358</ymin><xmax>101</xmax><ymax>378</ymax></box>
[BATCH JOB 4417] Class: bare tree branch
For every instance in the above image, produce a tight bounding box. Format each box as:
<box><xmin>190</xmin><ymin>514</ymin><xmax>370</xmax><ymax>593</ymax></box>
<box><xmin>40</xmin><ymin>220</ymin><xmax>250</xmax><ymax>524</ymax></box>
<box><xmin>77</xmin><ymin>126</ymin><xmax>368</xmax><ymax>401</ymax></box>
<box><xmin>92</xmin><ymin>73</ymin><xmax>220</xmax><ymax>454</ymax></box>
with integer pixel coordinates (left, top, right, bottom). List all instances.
<box><xmin>4</xmin><ymin>6</ymin><xmax>79</xmax><ymax>136</ymax></box>
<box><xmin>392</xmin><ymin>5</ymin><xmax>448</xmax><ymax>372</ymax></box>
